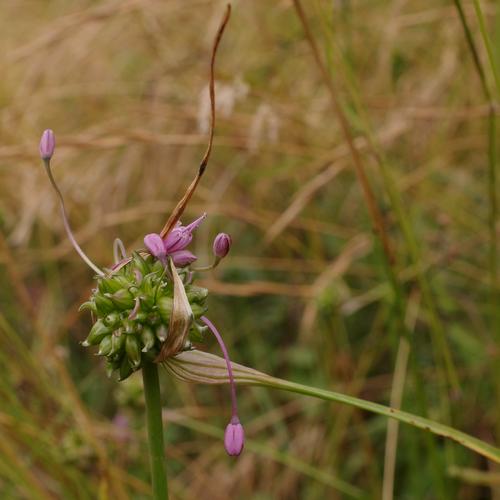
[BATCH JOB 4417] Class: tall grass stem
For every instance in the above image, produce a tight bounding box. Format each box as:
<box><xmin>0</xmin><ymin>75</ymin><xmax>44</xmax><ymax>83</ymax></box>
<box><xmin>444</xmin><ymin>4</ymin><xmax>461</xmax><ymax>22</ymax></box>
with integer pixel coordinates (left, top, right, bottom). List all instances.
<box><xmin>453</xmin><ymin>0</ymin><xmax>499</xmax><ymax>415</ymax></box>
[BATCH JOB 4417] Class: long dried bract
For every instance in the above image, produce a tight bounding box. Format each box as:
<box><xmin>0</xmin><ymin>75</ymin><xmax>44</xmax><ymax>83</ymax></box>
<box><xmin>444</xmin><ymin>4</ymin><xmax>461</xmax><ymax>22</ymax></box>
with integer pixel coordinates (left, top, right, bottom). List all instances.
<box><xmin>155</xmin><ymin>258</ymin><xmax>194</xmax><ymax>362</ymax></box>
<box><xmin>159</xmin><ymin>4</ymin><xmax>231</xmax><ymax>239</ymax></box>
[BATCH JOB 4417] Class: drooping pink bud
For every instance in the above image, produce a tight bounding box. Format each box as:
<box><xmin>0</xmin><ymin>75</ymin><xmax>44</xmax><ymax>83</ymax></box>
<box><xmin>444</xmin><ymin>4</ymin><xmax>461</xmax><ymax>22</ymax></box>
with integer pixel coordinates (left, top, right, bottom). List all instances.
<box><xmin>144</xmin><ymin>233</ymin><xmax>166</xmax><ymax>262</ymax></box>
<box><xmin>213</xmin><ymin>233</ymin><xmax>232</xmax><ymax>259</ymax></box>
<box><xmin>224</xmin><ymin>417</ymin><xmax>245</xmax><ymax>456</ymax></box>
<box><xmin>200</xmin><ymin>315</ymin><xmax>244</xmax><ymax>456</ymax></box>
<box><xmin>171</xmin><ymin>250</ymin><xmax>197</xmax><ymax>267</ymax></box>
<box><xmin>39</xmin><ymin>129</ymin><xmax>56</xmax><ymax>160</ymax></box>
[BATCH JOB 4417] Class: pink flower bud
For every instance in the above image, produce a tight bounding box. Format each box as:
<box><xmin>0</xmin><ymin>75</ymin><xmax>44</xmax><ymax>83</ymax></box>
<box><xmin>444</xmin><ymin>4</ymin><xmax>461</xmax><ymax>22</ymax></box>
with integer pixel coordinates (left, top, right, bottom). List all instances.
<box><xmin>164</xmin><ymin>227</ymin><xmax>192</xmax><ymax>253</ymax></box>
<box><xmin>144</xmin><ymin>233</ymin><xmax>166</xmax><ymax>262</ymax></box>
<box><xmin>39</xmin><ymin>129</ymin><xmax>55</xmax><ymax>160</ymax></box>
<box><xmin>224</xmin><ymin>417</ymin><xmax>244</xmax><ymax>456</ymax></box>
<box><xmin>163</xmin><ymin>214</ymin><xmax>207</xmax><ymax>253</ymax></box>
<box><xmin>213</xmin><ymin>233</ymin><xmax>232</xmax><ymax>259</ymax></box>
<box><xmin>171</xmin><ymin>250</ymin><xmax>197</xmax><ymax>267</ymax></box>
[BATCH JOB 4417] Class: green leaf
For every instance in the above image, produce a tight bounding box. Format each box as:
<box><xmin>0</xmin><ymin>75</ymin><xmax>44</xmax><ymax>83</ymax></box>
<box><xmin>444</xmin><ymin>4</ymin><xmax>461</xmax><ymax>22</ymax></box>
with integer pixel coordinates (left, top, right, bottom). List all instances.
<box><xmin>164</xmin><ymin>350</ymin><xmax>500</xmax><ymax>464</ymax></box>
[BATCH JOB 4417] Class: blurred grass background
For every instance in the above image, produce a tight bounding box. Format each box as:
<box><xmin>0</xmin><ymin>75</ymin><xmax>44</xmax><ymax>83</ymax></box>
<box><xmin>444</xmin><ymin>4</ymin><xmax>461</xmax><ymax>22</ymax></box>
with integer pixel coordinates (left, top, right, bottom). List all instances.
<box><xmin>0</xmin><ymin>0</ymin><xmax>499</xmax><ymax>498</ymax></box>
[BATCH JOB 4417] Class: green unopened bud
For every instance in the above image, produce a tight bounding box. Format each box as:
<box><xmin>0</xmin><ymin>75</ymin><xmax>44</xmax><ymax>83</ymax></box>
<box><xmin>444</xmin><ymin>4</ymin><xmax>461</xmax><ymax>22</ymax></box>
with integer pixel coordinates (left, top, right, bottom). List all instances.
<box><xmin>148</xmin><ymin>313</ymin><xmax>161</xmax><ymax>326</ymax></box>
<box><xmin>190</xmin><ymin>321</ymin><xmax>209</xmax><ymax>342</ymax></box>
<box><xmin>139</xmin><ymin>296</ymin><xmax>155</xmax><ymax>312</ymax></box>
<box><xmin>95</xmin><ymin>294</ymin><xmax>115</xmax><ymax>315</ymax></box>
<box><xmin>141</xmin><ymin>326</ymin><xmax>156</xmax><ymax>352</ymax></box>
<box><xmin>113</xmin><ymin>275</ymin><xmax>133</xmax><ymax>289</ymax></box>
<box><xmin>110</xmin><ymin>330</ymin><xmax>125</xmax><ymax>355</ymax></box>
<box><xmin>190</xmin><ymin>303</ymin><xmax>208</xmax><ymax>318</ymax></box>
<box><xmin>123</xmin><ymin>319</ymin><xmax>136</xmax><ymax>334</ymax></box>
<box><xmin>151</xmin><ymin>259</ymin><xmax>164</xmax><ymax>274</ymax></box>
<box><xmin>132</xmin><ymin>252</ymin><xmax>151</xmax><ymax>276</ymax></box>
<box><xmin>79</xmin><ymin>300</ymin><xmax>97</xmax><ymax>314</ymax></box>
<box><xmin>98</xmin><ymin>277</ymin><xmax>124</xmax><ymax>294</ymax></box>
<box><xmin>140</xmin><ymin>273</ymin><xmax>157</xmax><ymax>295</ymax></box>
<box><xmin>98</xmin><ymin>335</ymin><xmax>113</xmax><ymax>356</ymax></box>
<box><xmin>156</xmin><ymin>325</ymin><xmax>168</xmax><ymax>342</ymax></box>
<box><xmin>139</xmin><ymin>275</ymin><xmax>158</xmax><ymax>310</ymax></box>
<box><xmin>109</xmin><ymin>290</ymin><xmax>135</xmax><ymax>310</ymax></box>
<box><xmin>104</xmin><ymin>312</ymin><xmax>121</xmax><ymax>328</ymax></box>
<box><xmin>125</xmin><ymin>334</ymin><xmax>141</xmax><ymax>368</ymax></box>
<box><xmin>186</xmin><ymin>286</ymin><xmax>209</xmax><ymax>303</ymax></box>
<box><xmin>119</xmin><ymin>356</ymin><xmax>134</xmax><ymax>381</ymax></box>
<box><xmin>83</xmin><ymin>320</ymin><xmax>111</xmax><ymax>346</ymax></box>
<box><xmin>158</xmin><ymin>296</ymin><xmax>173</xmax><ymax>323</ymax></box>
<box><xmin>135</xmin><ymin>311</ymin><xmax>149</xmax><ymax>323</ymax></box>
<box><xmin>106</xmin><ymin>358</ymin><xmax>119</xmax><ymax>378</ymax></box>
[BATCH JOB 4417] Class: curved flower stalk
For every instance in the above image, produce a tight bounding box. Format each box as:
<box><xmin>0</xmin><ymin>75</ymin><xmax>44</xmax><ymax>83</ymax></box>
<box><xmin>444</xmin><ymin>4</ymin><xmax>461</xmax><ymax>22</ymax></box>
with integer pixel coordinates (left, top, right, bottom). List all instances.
<box><xmin>40</xmin><ymin>129</ymin><xmax>104</xmax><ymax>277</ymax></box>
<box><xmin>200</xmin><ymin>316</ymin><xmax>244</xmax><ymax>455</ymax></box>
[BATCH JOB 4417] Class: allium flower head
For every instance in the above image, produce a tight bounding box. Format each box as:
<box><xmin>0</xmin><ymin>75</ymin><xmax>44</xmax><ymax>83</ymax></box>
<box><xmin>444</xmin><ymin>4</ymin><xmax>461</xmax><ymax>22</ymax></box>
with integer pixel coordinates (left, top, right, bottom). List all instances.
<box><xmin>39</xmin><ymin>5</ymin><xmax>245</xmax><ymax>481</ymax></box>
<box><xmin>80</xmin><ymin>251</ymin><xmax>210</xmax><ymax>380</ymax></box>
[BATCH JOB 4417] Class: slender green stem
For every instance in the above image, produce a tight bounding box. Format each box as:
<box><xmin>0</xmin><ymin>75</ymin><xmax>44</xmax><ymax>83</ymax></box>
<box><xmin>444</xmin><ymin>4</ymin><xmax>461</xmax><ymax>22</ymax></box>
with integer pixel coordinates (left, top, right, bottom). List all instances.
<box><xmin>142</xmin><ymin>361</ymin><xmax>169</xmax><ymax>500</ymax></box>
<box><xmin>472</xmin><ymin>0</ymin><xmax>500</xmax><ymax>95</ymax></box>
<box><xmin>488</xmin><ymin>108</ymin><xmax>498</xmax><ymax>337</ymax></box>
<box><xmin>452</xmin><ymin>0</ymin><xmax>491</xmax><ymax>99</ymax></box>
<box><xmin>452</xmin><ymin>0</ymin><xmax>499</xmax><ymax>432</ymax></box>
<box><xmin>382</xmin><ymin>337</ymin><xmax>410</xmax><ymax>500</ymax></box>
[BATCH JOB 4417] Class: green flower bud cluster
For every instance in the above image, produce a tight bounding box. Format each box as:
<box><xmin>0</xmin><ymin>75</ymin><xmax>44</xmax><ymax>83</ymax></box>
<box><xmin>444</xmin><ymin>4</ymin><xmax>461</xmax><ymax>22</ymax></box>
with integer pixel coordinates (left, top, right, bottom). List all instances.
<box><xmin>80</xmin><ymin>252</ymin><xmax>209</xmax><ymax>380</ymax></box>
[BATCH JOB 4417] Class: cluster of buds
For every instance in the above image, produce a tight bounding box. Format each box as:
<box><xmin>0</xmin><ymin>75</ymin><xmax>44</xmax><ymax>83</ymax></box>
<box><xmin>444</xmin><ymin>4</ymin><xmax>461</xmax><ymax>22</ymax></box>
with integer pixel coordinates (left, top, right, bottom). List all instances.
<box><xmin>39</xmin><ymin>128</ymin><xmax>244</xmax><ymax>456</ymax></box>
<box><xmin>80</xmin><ymin>249</ymin><xmax>210</xmax><ymax>381</ymax></box>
